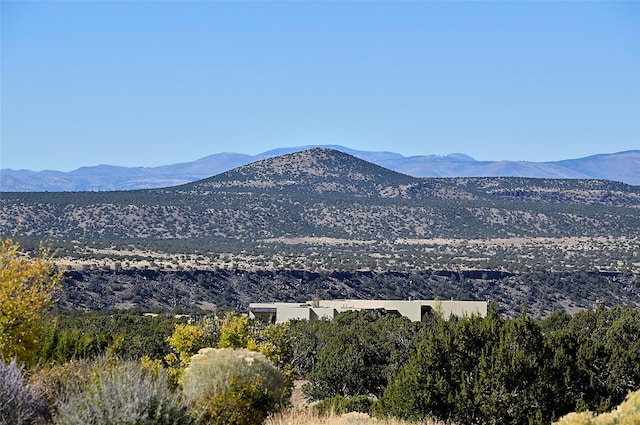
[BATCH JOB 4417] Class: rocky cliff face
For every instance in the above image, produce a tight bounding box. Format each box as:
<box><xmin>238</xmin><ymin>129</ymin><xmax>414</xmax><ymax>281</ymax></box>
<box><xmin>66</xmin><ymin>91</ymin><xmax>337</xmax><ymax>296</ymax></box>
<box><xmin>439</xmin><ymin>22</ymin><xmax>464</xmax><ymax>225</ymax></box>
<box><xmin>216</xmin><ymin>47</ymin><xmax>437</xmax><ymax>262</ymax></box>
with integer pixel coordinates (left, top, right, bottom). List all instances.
<box><xmin>59</xmin><ymin>268</ymin><xmax>640</xmax><ymax>319</ymax></box>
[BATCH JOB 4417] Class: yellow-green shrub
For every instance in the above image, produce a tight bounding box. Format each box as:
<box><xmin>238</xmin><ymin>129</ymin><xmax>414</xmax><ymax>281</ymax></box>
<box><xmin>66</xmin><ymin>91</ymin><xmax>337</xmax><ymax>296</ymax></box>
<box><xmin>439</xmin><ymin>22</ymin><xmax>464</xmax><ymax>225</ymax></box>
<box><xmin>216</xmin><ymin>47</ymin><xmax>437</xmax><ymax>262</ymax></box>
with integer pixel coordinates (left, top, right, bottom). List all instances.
<box><xmin>554</xmin><ymin>389</ymin><xmax>640</xmax><ymax>425</ymax></box>
<box><xmin>218</xmin><ymin>313</ymin><xmax>249</xmax><ymax>349</ymax></box>
<box><xmin>0</xmin><ymin>238</ymin><xmax>62</xmax><ymax>365</ymax></box>
<box><xmin>182</xmin><ymin>348</ymin><xmax>284</xmax><ymax>425</ymax></box>
<box><xmin>167</xmin><ymin>324</ymin><xmax>205</xmax><ymax>366</ymax></box>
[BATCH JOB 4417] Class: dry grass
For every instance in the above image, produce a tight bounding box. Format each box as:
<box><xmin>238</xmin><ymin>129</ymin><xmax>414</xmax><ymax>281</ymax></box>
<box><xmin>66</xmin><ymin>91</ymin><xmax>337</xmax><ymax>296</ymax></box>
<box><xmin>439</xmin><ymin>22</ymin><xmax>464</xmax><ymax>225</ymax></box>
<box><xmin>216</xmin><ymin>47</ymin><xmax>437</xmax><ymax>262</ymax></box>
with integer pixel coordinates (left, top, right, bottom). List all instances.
<box><xmin>265</xmin><ymin>410</ymin><xmax>447</xmax><ymax>425</ymax></box>
<box><xmin>553</xmin><ymin>389</ymin><xmax>640</xmax><ymax>425</ymax></box>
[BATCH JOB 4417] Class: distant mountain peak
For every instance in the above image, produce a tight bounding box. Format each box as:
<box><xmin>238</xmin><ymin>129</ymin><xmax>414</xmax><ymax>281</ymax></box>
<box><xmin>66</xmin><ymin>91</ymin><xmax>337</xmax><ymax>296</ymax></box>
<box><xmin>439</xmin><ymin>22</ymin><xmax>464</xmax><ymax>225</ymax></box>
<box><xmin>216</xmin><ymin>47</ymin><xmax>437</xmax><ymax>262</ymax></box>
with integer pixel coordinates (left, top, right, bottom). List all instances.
<box><xmin>446</xmin><ymin>153</ymin><xmax>476</xmax><ymax>162</ymax></box>
<box><xmin>224</xmin><ymin>148</ymin><xmax>413</xmax><ymax>179</ymax></box>
<box><xmin>182</xmin><ymin>148</ymin><xmax>418</xmax><ymax>198</ymax></box>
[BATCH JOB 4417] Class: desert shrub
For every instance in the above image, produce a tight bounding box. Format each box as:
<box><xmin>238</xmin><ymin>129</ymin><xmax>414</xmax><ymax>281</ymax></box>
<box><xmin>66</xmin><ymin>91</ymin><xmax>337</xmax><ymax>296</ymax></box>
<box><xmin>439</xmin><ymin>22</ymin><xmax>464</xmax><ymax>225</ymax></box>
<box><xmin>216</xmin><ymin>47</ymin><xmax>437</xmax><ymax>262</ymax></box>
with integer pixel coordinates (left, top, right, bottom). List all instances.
<box><xmin>53</xmin><ymin>359</ymin><xmax>193</xmax><ymax>425</ymax></box>
<box><xmin>0</xmin><ymin>357</ymin><xmax>49</xmax><ymax>425</ymax></box>
<box><xmin>265</xmin><ymin>410</ymin><xmax>448</xmax><ymax>425</ymax></box>
<box><xmin>0</xmin><ymin>238</ymin><xmax>62</xmax><ymax>365</ymax></box>
<box><xmin>167</xmin><ymin>323</ymin><xmax>206</xmax><ymax>366</ymax></box>
<box><xmin>34</xmin><ymin>324</ymin><xmax>109</xmax><ymax>365</ymax></box>
<box><xmin>553</xmin><ymin>388</ymin><xmax>640</xmax><ymax>425</ymax></box>
<box><xmin>31</xmin><ymin>358</ymin><xmax>96</xmax><ymax>409</ymax></box>
<box><xmin>218</xmin><ymin>313</ymin><xmax>250</xmax><ymax>349</ymax></box>
<box><xmin>247</xmin><ymin>321</ymin><xmax>297</xmax><ymax>401</ymax></box>
<box><xmin>182</xmin><ymin>348</ymin><xmax>285</xmax><ymax>425</ymax></box>
<box><xmin>313</xmin><ymin>395</ymin><xmax>372</xmax><ymax>416</ymax></box>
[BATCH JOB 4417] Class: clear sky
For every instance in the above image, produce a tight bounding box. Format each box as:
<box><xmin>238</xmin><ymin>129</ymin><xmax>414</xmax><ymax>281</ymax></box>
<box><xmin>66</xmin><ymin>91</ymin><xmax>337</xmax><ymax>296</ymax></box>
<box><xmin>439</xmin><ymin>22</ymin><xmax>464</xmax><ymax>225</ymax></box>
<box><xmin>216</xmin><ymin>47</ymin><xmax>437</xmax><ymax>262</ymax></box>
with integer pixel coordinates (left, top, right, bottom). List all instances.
<box><xmin>1</xmin><ymin>1</ymin><xmax>639</xmax><ymax>171</ymax></box>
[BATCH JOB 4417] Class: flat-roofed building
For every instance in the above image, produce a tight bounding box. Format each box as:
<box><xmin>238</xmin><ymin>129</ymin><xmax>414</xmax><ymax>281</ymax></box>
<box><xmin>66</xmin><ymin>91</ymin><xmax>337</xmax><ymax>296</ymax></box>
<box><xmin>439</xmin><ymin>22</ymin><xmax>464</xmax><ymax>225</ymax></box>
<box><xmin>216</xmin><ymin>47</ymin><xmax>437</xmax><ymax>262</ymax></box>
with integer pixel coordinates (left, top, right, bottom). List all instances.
<box><xmin>249</xmin><ymin>299</ymin><xmax>487</xmax><ymax>324</ymax></box>
<box><xmin>248</xmin><ymin>302</ymin><xmax>337</xmax><ymax>324</ymax></box>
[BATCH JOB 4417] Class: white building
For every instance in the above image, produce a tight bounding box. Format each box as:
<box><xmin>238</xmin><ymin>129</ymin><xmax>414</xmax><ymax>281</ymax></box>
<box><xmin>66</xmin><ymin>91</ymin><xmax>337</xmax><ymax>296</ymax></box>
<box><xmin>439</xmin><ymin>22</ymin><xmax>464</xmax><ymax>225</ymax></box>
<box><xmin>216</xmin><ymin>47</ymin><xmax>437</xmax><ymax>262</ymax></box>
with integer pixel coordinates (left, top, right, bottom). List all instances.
<box><xmin>249</xmin><ymin>299</ymin><xmax>487</xmax><ymax>324</ymax></box>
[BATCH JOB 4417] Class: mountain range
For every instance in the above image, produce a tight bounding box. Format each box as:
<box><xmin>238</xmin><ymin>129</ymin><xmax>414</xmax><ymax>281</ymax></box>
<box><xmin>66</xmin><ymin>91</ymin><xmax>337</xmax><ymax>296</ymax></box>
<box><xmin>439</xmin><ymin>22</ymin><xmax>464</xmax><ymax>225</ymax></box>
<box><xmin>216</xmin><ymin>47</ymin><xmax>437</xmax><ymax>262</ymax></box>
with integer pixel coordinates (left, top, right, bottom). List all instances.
<box><xmin>2</xmin><ymin>146</ymin><xmax>639</xmax><ymax>191</ymax></box>
<box><xmin>2</xmin><ymin>148</ymin><xmax>639</xmax><ymax>316</ymax></box>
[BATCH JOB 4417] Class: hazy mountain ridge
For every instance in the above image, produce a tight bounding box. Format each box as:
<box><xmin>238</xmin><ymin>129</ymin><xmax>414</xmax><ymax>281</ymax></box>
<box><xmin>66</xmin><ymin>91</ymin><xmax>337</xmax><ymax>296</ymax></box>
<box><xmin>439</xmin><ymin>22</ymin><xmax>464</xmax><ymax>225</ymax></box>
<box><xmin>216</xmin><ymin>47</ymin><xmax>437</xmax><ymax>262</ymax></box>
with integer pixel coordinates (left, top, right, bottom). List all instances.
<box><xmin>2</xmin><ymin>146</ymin><xmax>638</xmax><ymax>191</ymax></box>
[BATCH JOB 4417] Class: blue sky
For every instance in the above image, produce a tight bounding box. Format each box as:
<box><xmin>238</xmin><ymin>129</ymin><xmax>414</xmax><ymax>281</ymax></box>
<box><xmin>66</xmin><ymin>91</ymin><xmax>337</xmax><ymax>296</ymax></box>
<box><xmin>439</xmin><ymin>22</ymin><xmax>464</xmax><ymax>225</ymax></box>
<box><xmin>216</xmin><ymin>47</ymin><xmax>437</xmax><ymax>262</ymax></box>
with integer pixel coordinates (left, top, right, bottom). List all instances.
<box><xmin>2</xmin><ymin>1</ymin><xmax>639</xmax><ymax>171</ymax></box>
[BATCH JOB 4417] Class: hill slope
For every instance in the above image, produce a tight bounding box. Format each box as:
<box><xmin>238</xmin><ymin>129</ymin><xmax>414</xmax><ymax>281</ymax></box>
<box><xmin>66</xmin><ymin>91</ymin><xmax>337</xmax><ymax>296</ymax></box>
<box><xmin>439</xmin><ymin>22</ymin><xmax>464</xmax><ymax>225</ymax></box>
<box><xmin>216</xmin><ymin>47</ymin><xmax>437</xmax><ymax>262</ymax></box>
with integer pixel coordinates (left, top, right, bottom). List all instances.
<box><xmin>2</xmin><ymin>147</ymin><xmax>638</xmax><ymax>263</ymax></box>
<box><xmin>177</xmin><ymin>148</ymin><xmax>419</xmax><ymax>197</ymax></box>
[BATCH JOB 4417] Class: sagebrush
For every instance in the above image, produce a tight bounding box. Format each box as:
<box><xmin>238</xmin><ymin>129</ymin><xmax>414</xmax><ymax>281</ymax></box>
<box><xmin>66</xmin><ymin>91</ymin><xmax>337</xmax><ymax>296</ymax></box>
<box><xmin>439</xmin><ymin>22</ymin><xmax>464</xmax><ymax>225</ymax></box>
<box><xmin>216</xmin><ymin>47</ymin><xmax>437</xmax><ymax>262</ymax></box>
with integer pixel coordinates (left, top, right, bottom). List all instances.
<box><xmin>0</xmin><ymin>357</ymin><xmax>49</xmax><ymax>425</ymax></box>
<box><xmin>182</xmin><ymin>348</ymin><xmax>284</xmax><ymax>425</ymax></box>
<box><xmin>53</xmin><ymin>359</ymin><xmax>193</xmax><ymax>425</ymax></box>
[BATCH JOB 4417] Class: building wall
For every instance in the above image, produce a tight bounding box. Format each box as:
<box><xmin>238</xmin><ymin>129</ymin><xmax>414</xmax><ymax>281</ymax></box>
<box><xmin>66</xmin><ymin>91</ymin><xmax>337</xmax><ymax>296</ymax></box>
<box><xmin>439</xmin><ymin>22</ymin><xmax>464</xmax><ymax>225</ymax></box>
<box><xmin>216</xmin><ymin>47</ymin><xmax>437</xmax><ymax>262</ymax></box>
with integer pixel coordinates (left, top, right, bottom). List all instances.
<box><xmin>249</xmin><ymin>299</ymin><xmax>488</xmax><ymax>323</ymax></box>
<box><xmin>275</xmin><ymin>306</ymin><xmax>312</xmax><ymax>324</ymax></box>
<box><xmin>317</xmin><ymin>299</ymin><xmax>487</xmax><ymax>320</ymax></box>
<box><xmin>310</xmin><ymin>306</ymin><xmax>336</xmax><ymax>321</ymax></box>
<box><xmin>434</xmin><ymin>300</ymin><xmax>488</xmax><ymax>317</ymax></box>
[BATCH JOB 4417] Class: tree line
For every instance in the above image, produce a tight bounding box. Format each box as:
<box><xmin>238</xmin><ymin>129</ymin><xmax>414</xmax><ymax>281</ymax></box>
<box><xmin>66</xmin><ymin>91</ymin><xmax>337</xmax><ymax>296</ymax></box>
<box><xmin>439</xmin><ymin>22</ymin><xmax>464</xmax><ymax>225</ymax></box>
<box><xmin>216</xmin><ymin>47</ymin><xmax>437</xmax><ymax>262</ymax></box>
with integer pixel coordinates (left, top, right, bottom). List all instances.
<box><xmin>19</xmin><ymin>303</ymin><xmax>640</xmax><ymax>424</ymax></box>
